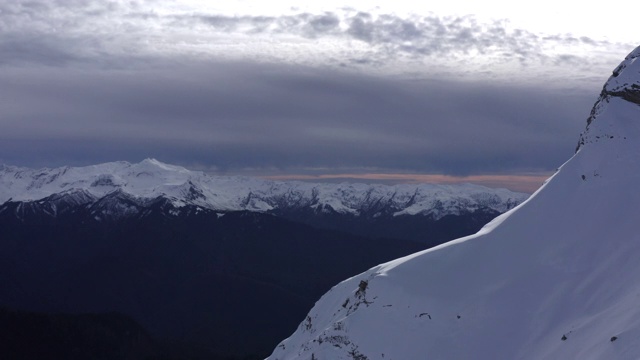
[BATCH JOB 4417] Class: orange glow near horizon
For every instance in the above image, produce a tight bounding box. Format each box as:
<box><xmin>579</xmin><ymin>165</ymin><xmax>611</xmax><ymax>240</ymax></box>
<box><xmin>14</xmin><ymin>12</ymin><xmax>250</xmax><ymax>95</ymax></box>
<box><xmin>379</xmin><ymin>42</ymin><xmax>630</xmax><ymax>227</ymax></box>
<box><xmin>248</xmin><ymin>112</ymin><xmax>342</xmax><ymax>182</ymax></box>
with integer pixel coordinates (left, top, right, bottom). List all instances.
<box><xmin>260</xmin><ymin>173</ymin><xmax>553</xmax><ymax>193</ymax></box>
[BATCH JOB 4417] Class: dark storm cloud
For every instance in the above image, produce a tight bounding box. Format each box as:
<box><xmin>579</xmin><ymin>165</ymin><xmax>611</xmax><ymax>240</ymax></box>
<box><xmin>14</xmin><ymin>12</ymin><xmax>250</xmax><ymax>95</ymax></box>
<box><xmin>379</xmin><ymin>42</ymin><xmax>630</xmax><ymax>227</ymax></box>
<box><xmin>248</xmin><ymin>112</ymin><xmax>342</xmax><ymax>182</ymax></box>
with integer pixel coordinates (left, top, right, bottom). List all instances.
<box><xmin>0</xmin><ymin>59</ymin><xmax>595</xmax><ymax>174</ymax></box>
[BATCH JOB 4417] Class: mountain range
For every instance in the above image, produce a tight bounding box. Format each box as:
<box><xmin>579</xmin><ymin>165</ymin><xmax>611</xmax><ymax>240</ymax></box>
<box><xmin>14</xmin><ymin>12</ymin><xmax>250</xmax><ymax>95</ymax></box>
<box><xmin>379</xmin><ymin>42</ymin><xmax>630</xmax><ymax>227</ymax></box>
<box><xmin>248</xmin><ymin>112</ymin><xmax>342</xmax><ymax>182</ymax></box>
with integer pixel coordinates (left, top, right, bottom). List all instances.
<box><xmin>0</xmin><ymin>161</ymin><xmax>527</xmax><ymax>359</ymax></box>
<box><xmin>0</xmin><ymin>161</ymin><xmax>527</xmax><ymax>245</ymax></box>
<box><xmin>266</xmin><ymin>46</ymin><xmax>640</xmax><ymax>360</ymax></box>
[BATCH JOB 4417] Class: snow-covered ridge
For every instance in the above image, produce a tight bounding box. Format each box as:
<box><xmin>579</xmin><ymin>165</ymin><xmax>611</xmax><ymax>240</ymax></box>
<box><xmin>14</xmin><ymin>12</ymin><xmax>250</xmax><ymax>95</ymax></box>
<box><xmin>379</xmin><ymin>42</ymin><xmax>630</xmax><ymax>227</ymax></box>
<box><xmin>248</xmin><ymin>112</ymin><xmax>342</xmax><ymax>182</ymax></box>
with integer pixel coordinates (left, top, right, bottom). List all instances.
<box><xmin>267</xmin><ymin>45</ymin><xmax>640</xmax><ymax>360</ymax></box>
<box><xmin>0</xmin><ymin>159</ymin><xmax>528</xmax><ymax>219</ymax></box>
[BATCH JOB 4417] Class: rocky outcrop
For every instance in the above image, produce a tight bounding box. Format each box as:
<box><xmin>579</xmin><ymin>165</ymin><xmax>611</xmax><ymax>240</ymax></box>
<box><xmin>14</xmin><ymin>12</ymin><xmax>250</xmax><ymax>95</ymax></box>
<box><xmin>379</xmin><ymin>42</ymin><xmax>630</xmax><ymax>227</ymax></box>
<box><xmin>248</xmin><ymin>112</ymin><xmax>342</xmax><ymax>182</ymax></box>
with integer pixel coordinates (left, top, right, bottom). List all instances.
<box><xmin>578</xmin><ymin>45</ymin><xmax>640</xmax><ymax>150</ymax></box>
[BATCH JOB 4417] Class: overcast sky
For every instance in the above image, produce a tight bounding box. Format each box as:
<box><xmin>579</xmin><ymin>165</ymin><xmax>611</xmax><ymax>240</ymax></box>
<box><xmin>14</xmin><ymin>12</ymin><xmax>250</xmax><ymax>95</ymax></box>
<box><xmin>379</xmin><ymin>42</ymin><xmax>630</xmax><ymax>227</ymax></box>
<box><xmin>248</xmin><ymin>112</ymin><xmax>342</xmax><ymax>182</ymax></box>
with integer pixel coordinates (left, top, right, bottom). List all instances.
<box><xmin>0</xmin><ymin>1</ymin><xmax>635</xmax><ymax>192</ymax></box>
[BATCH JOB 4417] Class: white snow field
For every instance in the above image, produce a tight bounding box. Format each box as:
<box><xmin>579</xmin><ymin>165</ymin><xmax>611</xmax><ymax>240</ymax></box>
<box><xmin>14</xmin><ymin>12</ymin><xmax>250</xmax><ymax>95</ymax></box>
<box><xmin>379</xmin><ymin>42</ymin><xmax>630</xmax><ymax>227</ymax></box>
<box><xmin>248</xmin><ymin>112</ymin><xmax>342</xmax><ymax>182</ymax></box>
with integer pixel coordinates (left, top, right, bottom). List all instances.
<box><xmin>266</xmin><ymin>46</ymin><xmax>640</xmax><ymax>360</ymax></box>
<box><xmin>0</xmin><ymin>159</ymin><xmax>526</xmax><ymax>220</ymax></box>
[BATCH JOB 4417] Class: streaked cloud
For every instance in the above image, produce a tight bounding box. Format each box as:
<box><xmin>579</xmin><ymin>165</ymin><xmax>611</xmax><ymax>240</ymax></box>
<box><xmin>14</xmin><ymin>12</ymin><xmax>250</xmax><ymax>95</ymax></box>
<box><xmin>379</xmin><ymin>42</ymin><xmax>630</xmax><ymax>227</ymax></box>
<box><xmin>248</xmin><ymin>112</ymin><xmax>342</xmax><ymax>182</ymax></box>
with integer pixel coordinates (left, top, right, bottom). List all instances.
<box><xmin>0</xmin><ymin>1</ymin><xmax>631</xmax><ymax>81</ymax></box>
<box><xmin>262</xmin><ymin>173</ymin><xmax>552</xmax><ymax>193</ymax></box>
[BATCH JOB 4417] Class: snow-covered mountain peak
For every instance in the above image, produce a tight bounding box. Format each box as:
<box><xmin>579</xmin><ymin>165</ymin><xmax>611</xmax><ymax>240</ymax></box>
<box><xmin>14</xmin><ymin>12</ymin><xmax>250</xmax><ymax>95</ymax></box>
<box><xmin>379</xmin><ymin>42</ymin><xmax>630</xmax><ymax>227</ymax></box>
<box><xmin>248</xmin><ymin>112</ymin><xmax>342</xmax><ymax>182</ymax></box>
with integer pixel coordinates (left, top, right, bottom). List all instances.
<box><xmin>604</xmin><ymin>45</ymin><xmax>640</xmax><ymax>97</ymax></box>
<box><xmin>136</xmin><ymin>158</ymin><xmax>191</xmax><ymax>173</ymax></box>
<box><xmin>578</xmin><ymin>45</ymin><xmax>640</xmax><ymax>151</ymax></box>
<box><xmin>0</xmin><ymin>159</ymin><xmax>528</xmax><ymax>221</ymax></box>
<box><xmin>267</xmin><ymin>46</ymin><xmax>640</xmax><ymax>360</ymax></box>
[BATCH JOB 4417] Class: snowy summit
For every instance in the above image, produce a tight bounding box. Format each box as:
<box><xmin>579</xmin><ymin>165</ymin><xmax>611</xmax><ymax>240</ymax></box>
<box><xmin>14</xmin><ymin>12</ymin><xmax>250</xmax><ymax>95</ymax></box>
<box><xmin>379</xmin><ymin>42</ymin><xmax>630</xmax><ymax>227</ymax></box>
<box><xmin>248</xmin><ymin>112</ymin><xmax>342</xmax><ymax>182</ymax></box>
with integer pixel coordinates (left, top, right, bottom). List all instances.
<box><xmin>0</xmin><ymin>160</ymin><xmax>526</xmax><ymax>221</ymax></box>
<box><xmin>267</xmin><ymin>45</ymin><xmax>640</xmax><ymax>360</ymax></box>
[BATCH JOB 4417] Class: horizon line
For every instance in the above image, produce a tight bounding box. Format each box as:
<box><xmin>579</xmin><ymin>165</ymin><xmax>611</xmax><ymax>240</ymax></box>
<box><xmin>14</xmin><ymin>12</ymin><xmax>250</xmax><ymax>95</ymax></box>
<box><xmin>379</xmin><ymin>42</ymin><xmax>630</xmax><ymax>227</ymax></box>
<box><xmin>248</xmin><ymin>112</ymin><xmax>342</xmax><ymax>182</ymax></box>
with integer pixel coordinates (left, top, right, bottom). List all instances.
<box><xmin>259</xmin><ymin>173</ymin><xmax>554</xmax><ymax>193</ymax></box>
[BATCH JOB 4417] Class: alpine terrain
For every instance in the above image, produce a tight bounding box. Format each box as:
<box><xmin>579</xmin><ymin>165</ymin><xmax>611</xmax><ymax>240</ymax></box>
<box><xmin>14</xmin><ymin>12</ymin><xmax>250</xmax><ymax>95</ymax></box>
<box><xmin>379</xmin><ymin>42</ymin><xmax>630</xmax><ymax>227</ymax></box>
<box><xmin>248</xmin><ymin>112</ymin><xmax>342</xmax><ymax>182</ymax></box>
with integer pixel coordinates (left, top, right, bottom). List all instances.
<box><xmin>0</xmin><ymin>160</ymin><xmax>527</xmax><ymax>245</ymax></box>
<box><xmin>267</xmin><ymin>46</ymin><xmax>640</xmax><ymax>360</ymax></box>
<box><xmin>0</xmin><ymin>161</ymin><xmax>526</xmax><ymax>359</ymax></box>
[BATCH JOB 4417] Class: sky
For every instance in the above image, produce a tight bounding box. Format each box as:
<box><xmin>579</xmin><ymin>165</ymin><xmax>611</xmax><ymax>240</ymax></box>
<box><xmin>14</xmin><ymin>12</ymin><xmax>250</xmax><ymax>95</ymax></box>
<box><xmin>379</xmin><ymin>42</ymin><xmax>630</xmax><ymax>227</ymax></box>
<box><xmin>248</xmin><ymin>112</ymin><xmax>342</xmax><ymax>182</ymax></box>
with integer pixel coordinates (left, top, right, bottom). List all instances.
<box><xmin>0</xmin><ymin>0</ymin><xmax>636</xmax><ymax>192</ymax></box>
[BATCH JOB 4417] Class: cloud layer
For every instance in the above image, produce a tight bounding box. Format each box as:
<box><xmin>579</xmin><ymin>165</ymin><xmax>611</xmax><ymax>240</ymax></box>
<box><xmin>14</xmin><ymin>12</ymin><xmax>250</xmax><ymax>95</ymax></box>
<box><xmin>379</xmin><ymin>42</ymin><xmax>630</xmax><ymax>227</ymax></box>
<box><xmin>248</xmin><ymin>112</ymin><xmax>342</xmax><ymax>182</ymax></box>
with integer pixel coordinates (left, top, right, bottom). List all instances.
<box><xmin>0</xmin><ymin>60</ymin><xmax>595</xmax><ymax>175</ymax></box>
<box><xmin>0</xmin><ymin>0</ymin><xmax>632</xmax><ymax>191</ymax></box>
<box><xmin>0</xmin><ymin>1</ymin><xmax>630</xmax><ymax>78</ymax></box>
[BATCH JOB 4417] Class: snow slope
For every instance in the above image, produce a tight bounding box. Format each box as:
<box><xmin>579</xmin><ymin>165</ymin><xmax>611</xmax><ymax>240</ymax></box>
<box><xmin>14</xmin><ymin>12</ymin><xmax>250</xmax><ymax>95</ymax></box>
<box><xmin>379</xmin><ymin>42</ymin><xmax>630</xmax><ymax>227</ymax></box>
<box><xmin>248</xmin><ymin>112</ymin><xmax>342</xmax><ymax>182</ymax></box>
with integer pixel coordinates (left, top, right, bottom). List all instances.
<box><xmin>267</xmin><ymin>46</ymin><xmax>640</xmax><ymax>360</ymax></box>
<box><xmin>0</xmin><ymin>159</ymin><xmax>526</xmax><ymax>220</ymax></box>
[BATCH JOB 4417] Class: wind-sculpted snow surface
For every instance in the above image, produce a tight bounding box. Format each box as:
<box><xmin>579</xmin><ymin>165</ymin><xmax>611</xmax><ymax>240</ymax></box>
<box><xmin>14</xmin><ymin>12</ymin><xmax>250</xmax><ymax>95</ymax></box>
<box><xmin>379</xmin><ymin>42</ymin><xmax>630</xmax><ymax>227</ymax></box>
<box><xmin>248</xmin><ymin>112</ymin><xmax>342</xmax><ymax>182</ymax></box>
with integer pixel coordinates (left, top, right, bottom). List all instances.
<box><xmin>267</xmin><ymin>45</ymin><xmax>640</xmax><ymax>360</ymax></box>
<box><xmin>0</xmin><ymin>159</ymin><xmax>526</xmax><ymax>221</ymax></box>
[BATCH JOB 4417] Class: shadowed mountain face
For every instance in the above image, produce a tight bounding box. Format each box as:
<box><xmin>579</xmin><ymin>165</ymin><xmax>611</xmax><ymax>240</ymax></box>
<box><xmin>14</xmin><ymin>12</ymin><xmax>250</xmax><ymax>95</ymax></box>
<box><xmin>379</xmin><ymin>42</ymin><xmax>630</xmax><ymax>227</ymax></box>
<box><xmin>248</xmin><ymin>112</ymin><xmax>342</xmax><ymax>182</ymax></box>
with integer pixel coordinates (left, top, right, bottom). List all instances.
<box><xmin>0</xmin><ymin>308</ymin><xmax>160</xmax><ymax>360</ymax></box>
<box><xmin>0</xmin><ymin>204</ymin><xmax>427</xmax><ymax>359</ymax></box>
<box><xmin>271</xmin><ymin>206</ymin><xmax>502</xmax><ymax>246</ymax></box>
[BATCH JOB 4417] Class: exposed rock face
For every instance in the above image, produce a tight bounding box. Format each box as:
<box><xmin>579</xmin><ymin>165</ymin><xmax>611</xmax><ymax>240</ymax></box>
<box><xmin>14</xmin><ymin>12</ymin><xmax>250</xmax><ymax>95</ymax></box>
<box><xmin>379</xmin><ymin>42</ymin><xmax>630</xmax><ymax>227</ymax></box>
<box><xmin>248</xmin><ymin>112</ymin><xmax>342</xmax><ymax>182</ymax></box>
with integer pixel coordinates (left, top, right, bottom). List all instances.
<box><xmin>605</xmin><ymin>46</ymin><xmax>640</xmax><ymax>102</ymax></box>
<box><xmin>578</xmin><ymin>45</ymin><xmax>640</xmax><ymax>150</ymax></box>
